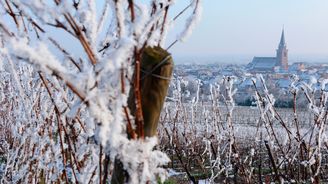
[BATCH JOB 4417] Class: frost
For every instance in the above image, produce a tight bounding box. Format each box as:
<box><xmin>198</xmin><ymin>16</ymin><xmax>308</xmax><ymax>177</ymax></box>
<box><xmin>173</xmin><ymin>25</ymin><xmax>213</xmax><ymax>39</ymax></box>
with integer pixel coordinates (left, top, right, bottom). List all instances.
<box><xmin>320</xmin><ymin>78</ymin><xmax>328</xmax><ymax>90</ymax></box>
<box><xmin>0</xmin><ymin>0</ymin><xmax>203</xmax><ymax>183</ymax></box>
<box><xmin>177</xmin><ymin>0</ymin><xmax>203</xmax><ymax>42</ymax></box>
<box><xmin>9</xmin><ymin>38</ymin><xmax>68</xmax><ymax>74</ymax></box>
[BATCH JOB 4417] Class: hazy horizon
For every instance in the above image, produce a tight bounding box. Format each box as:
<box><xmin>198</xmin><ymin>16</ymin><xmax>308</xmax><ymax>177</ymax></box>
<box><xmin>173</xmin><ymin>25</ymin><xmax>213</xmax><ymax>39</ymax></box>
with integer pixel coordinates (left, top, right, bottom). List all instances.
<box><xmin>173</xmin><ymin>54</ymin><xmax>328</xmax><ymax>65</ymax></box>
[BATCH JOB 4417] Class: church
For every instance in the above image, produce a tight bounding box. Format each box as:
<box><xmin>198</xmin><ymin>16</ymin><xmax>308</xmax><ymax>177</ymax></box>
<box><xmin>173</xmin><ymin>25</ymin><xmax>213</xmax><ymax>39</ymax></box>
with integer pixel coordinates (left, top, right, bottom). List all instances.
<box><xmin>247</xmin><ymin>29</ymin><xmax>289</xmax><ymax>72</ymax></box>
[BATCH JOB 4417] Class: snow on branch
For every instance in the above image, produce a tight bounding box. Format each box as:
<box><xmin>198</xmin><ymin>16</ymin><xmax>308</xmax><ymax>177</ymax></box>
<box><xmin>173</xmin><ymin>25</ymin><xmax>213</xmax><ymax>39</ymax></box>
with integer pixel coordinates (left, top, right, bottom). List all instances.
<box><xmin>0</xmin><ymin>0</ymin><xmax>203</xmax><ymax>183</ymax></box>
<box><xmin>177</xmin><ymin>0</ymin><xmax>203</xmax><ymax>42</ymax></box>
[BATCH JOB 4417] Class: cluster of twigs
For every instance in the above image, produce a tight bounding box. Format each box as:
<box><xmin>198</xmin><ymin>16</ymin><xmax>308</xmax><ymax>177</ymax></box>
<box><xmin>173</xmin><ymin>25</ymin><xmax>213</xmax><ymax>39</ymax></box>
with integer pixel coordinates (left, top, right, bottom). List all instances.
<box><xmin>0</xmin><ymin>0</ymin><xmax>202</xmax><ymax>183</ymax></box>
<box><xmin>159</xmin><ymin>74</ymin><xmax>328</xmax><ymax>183</ymax></box>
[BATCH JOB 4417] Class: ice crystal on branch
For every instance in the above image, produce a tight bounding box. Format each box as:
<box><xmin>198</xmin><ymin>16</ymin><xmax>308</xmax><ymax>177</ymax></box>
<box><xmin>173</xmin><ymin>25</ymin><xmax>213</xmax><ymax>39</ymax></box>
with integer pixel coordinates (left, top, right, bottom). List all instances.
<box><xmin>0</xmin><ymin>0</ymin><xmax>202</xmax><ymax>183</ymax></box>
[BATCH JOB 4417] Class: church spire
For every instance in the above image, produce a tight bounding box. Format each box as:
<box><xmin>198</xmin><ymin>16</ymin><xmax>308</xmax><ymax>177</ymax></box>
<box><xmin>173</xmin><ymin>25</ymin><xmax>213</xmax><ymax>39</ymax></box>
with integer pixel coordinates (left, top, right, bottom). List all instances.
<box><xmin>279</xmin><ymin>27</ymin><xmax>285</xmax><ymax>47</ymax></box>
<box><xmin>276</xmin><ymin>27</ymin><xmax>288</xmax><ymax>71</ymax></box>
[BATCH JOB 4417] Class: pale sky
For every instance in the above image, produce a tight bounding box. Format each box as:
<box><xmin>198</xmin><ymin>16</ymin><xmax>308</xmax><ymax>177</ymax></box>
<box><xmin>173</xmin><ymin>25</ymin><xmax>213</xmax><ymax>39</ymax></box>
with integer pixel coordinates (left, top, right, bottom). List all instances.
<box><xmin>4</xmin><ymin>1</ymin><xmax>327</xmax><ymax>63</ymax></box>
<box><xmin>167</xmin><ymin>0</ymin><xmax>328</xmax><ymax>59</ymax></box>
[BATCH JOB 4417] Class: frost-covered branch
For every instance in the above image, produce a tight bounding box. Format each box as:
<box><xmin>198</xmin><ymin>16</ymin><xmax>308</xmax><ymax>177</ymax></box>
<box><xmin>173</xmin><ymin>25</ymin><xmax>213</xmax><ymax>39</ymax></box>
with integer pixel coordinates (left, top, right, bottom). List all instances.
<box><xmin>0</xmin><ymin>0</ymin><xmax>202</xmax><ymax>183</ymax></box>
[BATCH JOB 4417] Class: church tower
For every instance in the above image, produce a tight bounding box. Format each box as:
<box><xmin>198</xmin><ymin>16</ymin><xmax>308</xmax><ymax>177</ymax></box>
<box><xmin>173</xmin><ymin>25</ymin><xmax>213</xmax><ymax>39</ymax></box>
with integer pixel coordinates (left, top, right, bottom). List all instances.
<box><xmin>276</xmin><ymin>28</ymin><xmax>288</xmax><ymax>71</ymax></box>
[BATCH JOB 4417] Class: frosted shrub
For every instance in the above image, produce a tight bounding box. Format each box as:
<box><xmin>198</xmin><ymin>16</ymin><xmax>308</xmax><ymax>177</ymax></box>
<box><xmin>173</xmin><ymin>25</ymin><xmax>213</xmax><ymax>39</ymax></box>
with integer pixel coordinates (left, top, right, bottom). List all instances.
<box><xmin>159</xmin><ymin>74</ymin><xmax>328</xmax><ymax>183</ymax></box>
<box><xmin>0</xmin><ymin>0</ymin><xmax>202</xmax><ymax>183</ymax></box>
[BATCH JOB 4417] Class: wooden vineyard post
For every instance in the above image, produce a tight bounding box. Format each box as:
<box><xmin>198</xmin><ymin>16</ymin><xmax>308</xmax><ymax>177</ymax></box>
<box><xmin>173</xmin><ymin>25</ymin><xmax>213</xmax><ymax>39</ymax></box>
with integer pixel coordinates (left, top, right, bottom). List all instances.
<box><xmin>111</xmin><ymin>46</ymin><xmax>174</xmax><ymax>183</ymax></box>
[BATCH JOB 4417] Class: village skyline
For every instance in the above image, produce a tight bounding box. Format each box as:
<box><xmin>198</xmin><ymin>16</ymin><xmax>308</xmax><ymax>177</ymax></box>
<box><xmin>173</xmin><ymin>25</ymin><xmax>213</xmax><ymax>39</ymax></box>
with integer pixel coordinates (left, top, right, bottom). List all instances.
<box><xmin>168</xmin><ymin>1</ymin><xmax>328</xmax><ymax>59</ymax></box>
